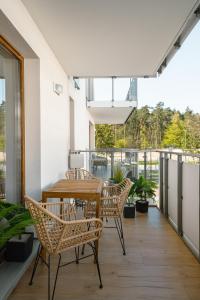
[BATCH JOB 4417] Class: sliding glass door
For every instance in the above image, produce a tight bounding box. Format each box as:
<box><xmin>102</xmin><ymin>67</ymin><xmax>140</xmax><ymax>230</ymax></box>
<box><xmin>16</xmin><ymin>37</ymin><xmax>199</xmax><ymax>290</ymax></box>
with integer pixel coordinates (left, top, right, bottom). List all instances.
<box><xmin>0</xmin><ymin>42</ymin><xmax>22</xmax><ymax>203</ymax></box>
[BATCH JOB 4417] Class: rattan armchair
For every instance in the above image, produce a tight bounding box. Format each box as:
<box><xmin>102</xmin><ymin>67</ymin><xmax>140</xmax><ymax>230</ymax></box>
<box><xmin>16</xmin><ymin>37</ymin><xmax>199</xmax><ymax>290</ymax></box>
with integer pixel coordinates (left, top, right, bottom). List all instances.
<box><xmin>65</xmin><ymin>168</ymin><xmax>97</xmax><ymax>180</ymax></box>
<box><xmin>84</xmin><ymin>178</ymin><xmax>132</xmax><ymax>255</ymax></box>
<box><xmin>25</xmin><ymin>196</ymin><xmax>103</xmax><ymax>300</ymax></box>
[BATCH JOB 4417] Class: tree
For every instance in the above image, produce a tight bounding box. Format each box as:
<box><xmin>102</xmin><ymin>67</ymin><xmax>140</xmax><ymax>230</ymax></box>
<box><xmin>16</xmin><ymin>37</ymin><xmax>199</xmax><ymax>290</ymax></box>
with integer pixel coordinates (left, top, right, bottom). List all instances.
<box><xmin>95</xmin><ymin>104</ymin><xmax>200</xmax><ymax>151</ymax></box>
<box><xmin>184</xmin><ymin>110</ymin><xmax>200</xmax><ymax>149</ymax></box>
<box><xmin>95</xmin><ymin>124</ymin><xmax>115</xmax><ymax>148</ymax></box>
<box><xmin>162</xmin><ymin>113</ymin><xmax>185</xmax><ymax>148</ymax></box>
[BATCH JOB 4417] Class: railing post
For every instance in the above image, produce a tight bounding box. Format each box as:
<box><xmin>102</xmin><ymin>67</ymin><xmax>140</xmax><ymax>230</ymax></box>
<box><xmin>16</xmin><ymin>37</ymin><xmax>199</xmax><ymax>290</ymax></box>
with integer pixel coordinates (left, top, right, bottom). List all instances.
<box><xmin>111</xmin><ymin>151</ymin><xmax>114</xmax><ymax>178</ymax></box>
<box><xmin>177</xmin><ymin>154</ymin><xmax>183</xmax><ymax>236</ymax></box>
<box><xmin>159</xmin><ymin>152</ymin><xmax>164</xmax><ymax>213</ymax></box>
<box><xmin>144</xmin><ymin>151</ymin><xmax>147</xmax><ymax>179</ymax></box>
<box><xmin>164</xmin><ymin>153</ymin><xmax>169</xmax><ymax>217</ymax></box>
<box><xmin>133</xmin><ymin>152</ymin><xmax>138</xmax><ymax>179</ymax></box>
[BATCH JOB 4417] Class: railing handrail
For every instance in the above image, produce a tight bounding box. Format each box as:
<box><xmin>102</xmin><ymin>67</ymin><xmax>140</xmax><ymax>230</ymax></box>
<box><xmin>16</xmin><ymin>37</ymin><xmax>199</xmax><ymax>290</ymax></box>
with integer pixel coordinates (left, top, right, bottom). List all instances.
<box><xmin>70</xmin><ymin>148</ymin><xmax>200</xmax><ymax>159</ymax></box>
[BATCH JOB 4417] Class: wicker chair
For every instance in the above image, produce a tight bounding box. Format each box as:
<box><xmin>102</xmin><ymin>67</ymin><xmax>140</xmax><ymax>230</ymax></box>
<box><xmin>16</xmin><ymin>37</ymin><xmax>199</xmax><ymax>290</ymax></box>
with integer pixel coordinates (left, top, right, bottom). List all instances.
<box><xmin>65</xmin><ymin>168</ymin><xmax>97</xmax><ymax>180</ymax></box>
<box><xmin>25</xmin><ymin>196</ymin><xmax>103</xmax><ymax>300</ymax></box>
<box><xmin>84</xmin><ymin>178</ymin><xmax>132</xmax><ymax>255</ymax></box>
<box><xmin>65</xmin><ymin>168</ymin><xmax>98</xmax><ymax>209</ymax></box>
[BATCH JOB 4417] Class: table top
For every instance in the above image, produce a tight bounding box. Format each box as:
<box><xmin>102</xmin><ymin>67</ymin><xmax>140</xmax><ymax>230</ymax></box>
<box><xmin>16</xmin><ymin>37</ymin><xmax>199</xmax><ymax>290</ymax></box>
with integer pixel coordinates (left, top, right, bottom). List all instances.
<box><xmin>42</xmin><ymin>179</ymin><xmax>103</xmax><ymax>200</ymax></box>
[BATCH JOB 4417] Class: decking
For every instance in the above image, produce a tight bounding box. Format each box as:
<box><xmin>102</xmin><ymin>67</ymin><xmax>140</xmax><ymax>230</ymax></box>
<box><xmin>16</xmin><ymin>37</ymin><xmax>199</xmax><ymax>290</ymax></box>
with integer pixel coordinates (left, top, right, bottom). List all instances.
<box><xmin>9</xmin><ymin>208</ymin><xmax>200</xmax><ymax>300</ymax></box>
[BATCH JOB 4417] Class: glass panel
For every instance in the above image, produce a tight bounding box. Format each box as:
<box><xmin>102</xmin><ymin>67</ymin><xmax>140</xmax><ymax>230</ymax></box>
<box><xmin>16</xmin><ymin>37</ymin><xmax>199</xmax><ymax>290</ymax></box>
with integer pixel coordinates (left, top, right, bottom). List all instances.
<box><xmin>93</xmin><ymin>78</ymin><xmax>112</xmax><ymax>101</ymax></box>
<box><xmin>0</xmin><ymin>44</ymin><xmax>21</xmax><ymax>203</ymax></box>
<box><xmin>114</xmin><ymin>78</ymin><xmax>130</xmax><ymax>101</ymax></box>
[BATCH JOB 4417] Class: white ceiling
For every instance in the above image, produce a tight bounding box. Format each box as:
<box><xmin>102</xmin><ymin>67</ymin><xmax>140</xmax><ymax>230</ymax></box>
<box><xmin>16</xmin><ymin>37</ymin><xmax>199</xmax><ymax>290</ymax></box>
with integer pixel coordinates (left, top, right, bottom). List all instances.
<box><xmin>88</xmin><ymin>107</ymin><xmax>133</xmax><ymax>124</ymax></box>
<box><xmin>22</xmin><ymin>0</ymin><xmax>200</xmax><ymax>77</ymax></box>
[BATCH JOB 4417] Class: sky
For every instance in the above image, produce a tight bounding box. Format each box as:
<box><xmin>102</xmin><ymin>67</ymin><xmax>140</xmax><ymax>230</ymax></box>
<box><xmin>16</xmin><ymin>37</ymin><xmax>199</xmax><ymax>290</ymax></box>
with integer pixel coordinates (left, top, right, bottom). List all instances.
<box><xmin>138</xmin><ymin>21</ymin><xmax>200</xmax><ymax>113</ymax></box>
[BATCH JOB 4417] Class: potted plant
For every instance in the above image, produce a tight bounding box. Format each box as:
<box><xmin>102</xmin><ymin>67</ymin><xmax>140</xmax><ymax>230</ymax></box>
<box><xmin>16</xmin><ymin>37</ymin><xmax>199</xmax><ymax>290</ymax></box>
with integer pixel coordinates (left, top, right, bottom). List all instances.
<box><xmin>123</xmin><ymin>195</ymin><xmax>135</xmax><ymax>218</ymax></box>
<box><xmin>130</xmin><ymin>176</ymin><xmax>157</xmax><ymax>213</ymax></box>
<box><xmin>109</xmin><ymin>165</ymin><xmax>125</xmax><ymax>184</ymax></box>
<box><xmin>0</xmin><ymin>201</ymin><xmax>34</xmax><ymax>262</ymax></box>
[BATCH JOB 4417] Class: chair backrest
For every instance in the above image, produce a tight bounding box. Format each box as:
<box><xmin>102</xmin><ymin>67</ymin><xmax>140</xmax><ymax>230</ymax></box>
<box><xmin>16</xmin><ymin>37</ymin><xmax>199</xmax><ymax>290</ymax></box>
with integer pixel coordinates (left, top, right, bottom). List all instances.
<box><xmin>65</xmin><ymin>168</ymin><xmax>97</xmax><ymax>180</ymax></box>
<box><xmin>25</xmin><ymin>196</ymin><xmax>64</xmax><ymax>254</ymax></box>
<box><xmin>117</xmin><ymin>178</ymin><xmax>133</xmax><ymax>213</ymax></box>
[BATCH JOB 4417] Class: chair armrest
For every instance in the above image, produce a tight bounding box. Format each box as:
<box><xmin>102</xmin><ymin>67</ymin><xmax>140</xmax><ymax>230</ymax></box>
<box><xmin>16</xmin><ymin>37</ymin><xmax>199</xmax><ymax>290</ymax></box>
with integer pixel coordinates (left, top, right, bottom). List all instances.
<box><xmin>59</xmin><ymin>218</ymin><xmax>103</xmax><ymax>248</ymax></box>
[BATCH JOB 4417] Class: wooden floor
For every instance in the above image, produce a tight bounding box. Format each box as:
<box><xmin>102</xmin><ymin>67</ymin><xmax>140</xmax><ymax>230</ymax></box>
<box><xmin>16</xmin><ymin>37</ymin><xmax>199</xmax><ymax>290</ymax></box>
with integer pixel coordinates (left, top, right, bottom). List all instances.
<box><xmin>9</xmin><ymin>208</ymin><xmax>200</xmax><ymax>300</ymax></box>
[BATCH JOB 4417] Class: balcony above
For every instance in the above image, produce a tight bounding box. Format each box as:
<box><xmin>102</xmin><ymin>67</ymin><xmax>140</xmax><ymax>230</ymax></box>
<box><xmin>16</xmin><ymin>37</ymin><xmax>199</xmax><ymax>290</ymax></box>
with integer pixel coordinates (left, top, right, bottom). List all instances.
<box><xmin>86</xmin><ymin>77</ymin><xmax>137</xmax><ymax>124</ymax></box>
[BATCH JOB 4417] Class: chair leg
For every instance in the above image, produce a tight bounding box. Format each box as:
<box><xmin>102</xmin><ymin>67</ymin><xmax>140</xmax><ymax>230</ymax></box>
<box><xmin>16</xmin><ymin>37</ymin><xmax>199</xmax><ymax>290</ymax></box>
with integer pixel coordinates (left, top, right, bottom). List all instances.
<box><xmin>81</xmin><ymin>244</ymin><xmax>85</xmax><ymax>255</ymax></box>
<box><xmin>92</xmin><ymin>241</ymin><xmax>103</xmax><ymax>289</ymax></box>
<box><xmin>29</xmin><ymin>244</ymin><xmax>41</xmax><ymax>285</ymax></box>
<box><xmin>51</xmin><ymin>254</ymin><xmax>61</xmax><ymax>300</ymax></box>
<box><xmin>114</xmin><ymin>217</ymin><xmax>126</xmax><ymax>255</ymax></box>
<box><xmin>48</xmin><ymin>254</ymin><xmax>51</xmax><ymax>300</ymax></box>
<box><xmin>75</xmin><ymin>246</ymin><xmax>79</xmax><ymax>264</ymax></box>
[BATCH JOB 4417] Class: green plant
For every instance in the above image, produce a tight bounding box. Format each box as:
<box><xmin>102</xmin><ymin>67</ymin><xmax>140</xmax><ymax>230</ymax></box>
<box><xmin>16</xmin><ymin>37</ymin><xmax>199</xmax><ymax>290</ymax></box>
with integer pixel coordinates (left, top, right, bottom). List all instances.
<box><xmin>126</xmin><ymin>195</ymin><xmax>135</xmax><ymax>206</ymax></box>
<box><xmin>129</xmin><ymin>176</ymin><xmax>157</xmax><ymax>201</ymax></box>
<box><xmin>112</xmin><ymin>165</ymin><xmax>125</xmax><ymax>183</ymax></box>
<box><xmin>0</xmin><ymin>202</ymin><xmax>33</xmax><ymax>249</ymax></box>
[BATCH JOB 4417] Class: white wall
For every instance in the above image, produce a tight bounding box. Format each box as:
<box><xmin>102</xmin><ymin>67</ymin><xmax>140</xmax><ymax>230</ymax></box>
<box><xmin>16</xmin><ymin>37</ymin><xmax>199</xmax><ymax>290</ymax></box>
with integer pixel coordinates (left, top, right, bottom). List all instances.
<box><xmin>182</xmin><ymin>163</ymin><xmax>199</xmax><ymax>257</ymax></box>
<box><xmin>0</xmin><ymin>0</ymin><xmax>93</xmax><ymax>199</ymax></box>
<box><xmin>69</xmin><ymin>78</ymin><xmax>94</xmax><ymax>150</ymax></box>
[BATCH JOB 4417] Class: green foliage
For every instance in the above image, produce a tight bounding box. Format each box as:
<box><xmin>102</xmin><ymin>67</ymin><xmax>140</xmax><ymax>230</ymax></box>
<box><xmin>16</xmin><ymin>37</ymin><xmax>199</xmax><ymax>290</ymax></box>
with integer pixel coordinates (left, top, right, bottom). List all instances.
<box><xmin>0</xmin><ymin>202</ymin><xmax>33</xmax><ymax>249</ymax></box>
<box><xmin>95</xmin><ymin>124</ymin><xmax>115</xmax><ymax>148</ymax></box>
<box><xmin>114</xmin><ymin>138</ymin><xmax>127</xmax><ymax>148</ymax></box>
<box><xmin>112</xmin><ymin>165</ymin><xmax>125</xmax><ymax>183</ymax></box>
<box><xmin>95</xmin><ymin>103</ymin><xmax>200</xmax><ymax>151</ymax></box>
<box><xmin>129</xmin><ymin>176</ymin><xmax>157</xmax><ymax>200</ymax></box>
<box><xmin>0</xmin><ymin>135</ymin><xmax>5</xmax><ymax>152</ymax></box>
<box><xmin>162</xmin><ymin>113</ymin><xmax>185</xmax><ymax>148</ymax></box>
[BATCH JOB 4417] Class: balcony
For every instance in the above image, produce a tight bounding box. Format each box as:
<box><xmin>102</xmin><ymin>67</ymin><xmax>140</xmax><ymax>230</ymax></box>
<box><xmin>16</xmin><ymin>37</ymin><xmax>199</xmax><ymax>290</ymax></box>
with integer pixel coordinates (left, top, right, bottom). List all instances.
<box><xmin>1</xmin><ymin>1</ymin><xmax>200</xmax><ymax>300</ymax></box>
<box><xmin>86</xmin><ymin>78</ymin><xmax>137</xmax><ymax>124</ymax></box>
<box><xmin>70</xmin><ymin>148</ymin><xmax>200</xmax><ymax>258</ymax></box>
<box><xmin>9</xmin><ymin>207</ymin><xmax>200</xmax><ymax>300</ymax></box>
<box><xmin>3</xmin><ymin>148</ymin><xmax>200</xmax><ymax>300</ymax></box>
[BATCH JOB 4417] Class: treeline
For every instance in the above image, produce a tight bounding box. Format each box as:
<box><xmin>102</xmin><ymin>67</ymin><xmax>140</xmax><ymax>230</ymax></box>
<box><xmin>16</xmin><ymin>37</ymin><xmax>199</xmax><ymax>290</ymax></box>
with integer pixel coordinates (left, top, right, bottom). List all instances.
<box><xmin>95</xmin><ymin>102</ymin><xmax>200</xmax><ymax>150</ymax></box>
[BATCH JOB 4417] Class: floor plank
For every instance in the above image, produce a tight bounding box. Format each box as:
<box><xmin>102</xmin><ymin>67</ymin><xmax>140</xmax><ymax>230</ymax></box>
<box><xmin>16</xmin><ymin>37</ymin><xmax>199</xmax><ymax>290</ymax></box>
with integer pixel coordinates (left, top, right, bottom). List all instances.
<box><xmin>9</xmin><ymin>208</ymin><xmax>200</xmax><ymax>300</ymax></box>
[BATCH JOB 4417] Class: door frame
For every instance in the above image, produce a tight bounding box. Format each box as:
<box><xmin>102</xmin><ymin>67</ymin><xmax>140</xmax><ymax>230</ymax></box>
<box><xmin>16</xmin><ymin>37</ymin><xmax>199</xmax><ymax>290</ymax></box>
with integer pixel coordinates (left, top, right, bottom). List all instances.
<box><xmin>0</xmin><ymin>35</ymin><xmax>25</xmax><ymax>202</ymax></box>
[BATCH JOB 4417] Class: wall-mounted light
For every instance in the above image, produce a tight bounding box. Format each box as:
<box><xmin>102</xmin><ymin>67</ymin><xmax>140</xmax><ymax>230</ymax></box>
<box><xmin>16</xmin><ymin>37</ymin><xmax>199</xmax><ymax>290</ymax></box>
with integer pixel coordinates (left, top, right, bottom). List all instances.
<box><xmin>53</xmin><ymin>82</ymin><xmax>63</xmax><ymax>95</ymax></box>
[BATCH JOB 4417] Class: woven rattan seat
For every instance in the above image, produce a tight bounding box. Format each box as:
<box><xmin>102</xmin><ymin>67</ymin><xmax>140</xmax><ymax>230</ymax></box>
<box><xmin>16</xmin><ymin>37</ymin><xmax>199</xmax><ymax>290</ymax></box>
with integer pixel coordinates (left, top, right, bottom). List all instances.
<box><xmin>25</xmin><ymin>196</ymin><xmax>103</xmax><ymax>300</ymax></box>
<box><xmin>84</xmin><ymin>178</ymin><xmax>132</xmax><ymax>255</ymax></box>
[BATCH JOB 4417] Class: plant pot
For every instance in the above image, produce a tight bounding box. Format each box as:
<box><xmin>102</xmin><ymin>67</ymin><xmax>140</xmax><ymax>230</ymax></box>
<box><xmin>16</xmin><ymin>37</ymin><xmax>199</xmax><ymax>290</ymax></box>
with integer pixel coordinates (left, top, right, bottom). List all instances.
<box><xmin>5</xmin><ymin>232</ymin><xmax>34</xmax><ymax>262</ymax></box>
<box><xmin>136</xmin><ymin>200</ymin><xmax>149</xmax><ymax>213</ymax></box>
<box><xmin>123</xmin><ymin>204</ymin><xmax>135</xmax><ymax>218</ymax></box>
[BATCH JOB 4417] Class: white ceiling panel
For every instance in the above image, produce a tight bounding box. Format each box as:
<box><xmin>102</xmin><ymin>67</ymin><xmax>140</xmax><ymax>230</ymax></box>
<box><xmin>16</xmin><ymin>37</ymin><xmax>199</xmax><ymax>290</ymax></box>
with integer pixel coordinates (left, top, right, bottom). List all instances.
<box><xmin>88</xmin><ymin>107</ymin><xmax>133</xmax><ymax>124</ymax></box>
<box><xmin>22</xmin><ymin>0</ymin><xmax>200</xmax><ymax>76</ymax></box>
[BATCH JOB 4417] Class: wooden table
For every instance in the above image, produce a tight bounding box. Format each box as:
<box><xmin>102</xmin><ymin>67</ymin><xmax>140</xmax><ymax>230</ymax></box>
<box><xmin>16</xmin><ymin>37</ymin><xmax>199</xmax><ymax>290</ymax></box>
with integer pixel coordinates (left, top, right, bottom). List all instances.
<box><xmin>42</xmin><ymin>179</ymin><xmax>103</xmax><ymax>216</ymax></box>
<box><xmin>42</xmin><ymin>179</ymin><xmax>103</xmax><ymax>256</ymax></box>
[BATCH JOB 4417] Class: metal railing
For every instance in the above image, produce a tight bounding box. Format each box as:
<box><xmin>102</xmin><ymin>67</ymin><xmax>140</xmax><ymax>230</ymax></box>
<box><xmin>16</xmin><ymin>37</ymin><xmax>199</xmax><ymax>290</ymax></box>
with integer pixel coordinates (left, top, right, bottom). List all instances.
<box><xmin>70</xmin><ymin>148</ymin><xmax>159</xmax><ymax>181</ymax></box>
<box><xmin>69</xmin><ymin>148</ymin><xmax>200</xmax><ymax>261</ymax></box>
